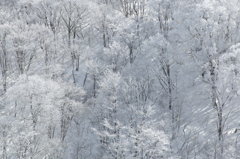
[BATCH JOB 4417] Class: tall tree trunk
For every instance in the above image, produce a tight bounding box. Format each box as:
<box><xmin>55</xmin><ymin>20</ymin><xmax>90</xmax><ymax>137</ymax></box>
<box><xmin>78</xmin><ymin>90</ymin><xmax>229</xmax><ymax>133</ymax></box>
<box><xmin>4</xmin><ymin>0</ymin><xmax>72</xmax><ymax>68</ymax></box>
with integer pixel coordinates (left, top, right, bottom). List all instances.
<box><xmin>209</xmin><ymin>59</ymin><xmax>223</xmax><ymax>158</ymax></box>
<box><xmin>0</xmin><ymin>32</ymin><xmax>7</xmax><ymax>92</ymax></box>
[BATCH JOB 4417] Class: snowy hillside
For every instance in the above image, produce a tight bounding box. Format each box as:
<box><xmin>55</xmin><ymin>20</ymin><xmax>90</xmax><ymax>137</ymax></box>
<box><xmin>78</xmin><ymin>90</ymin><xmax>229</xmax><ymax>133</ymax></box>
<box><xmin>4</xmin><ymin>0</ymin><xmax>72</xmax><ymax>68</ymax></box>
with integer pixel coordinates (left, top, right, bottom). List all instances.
<box><xmin>0</xmin><ymin>0</ymin><xmax>240</xmax><ymax>158</ymax></box>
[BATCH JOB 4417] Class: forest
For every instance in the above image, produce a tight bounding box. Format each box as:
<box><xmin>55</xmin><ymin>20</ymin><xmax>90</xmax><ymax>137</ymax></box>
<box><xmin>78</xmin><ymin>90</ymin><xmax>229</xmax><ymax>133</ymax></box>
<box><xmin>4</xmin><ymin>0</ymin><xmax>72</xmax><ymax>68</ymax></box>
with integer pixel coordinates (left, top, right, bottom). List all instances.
<box><xmin>0</xmin><ymin>0</ymin><xmax>240</xmax><ymax>158</ymax></box>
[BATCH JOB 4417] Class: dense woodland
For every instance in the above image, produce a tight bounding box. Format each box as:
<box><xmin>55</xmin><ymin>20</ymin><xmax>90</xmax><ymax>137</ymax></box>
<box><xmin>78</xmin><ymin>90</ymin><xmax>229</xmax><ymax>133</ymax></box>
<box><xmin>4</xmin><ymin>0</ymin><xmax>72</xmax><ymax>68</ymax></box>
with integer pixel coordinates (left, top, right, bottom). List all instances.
<box><xmin>1</xmin><ymin>0</ymin><xmax>240</xmax><ymax>158</ymax></box>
